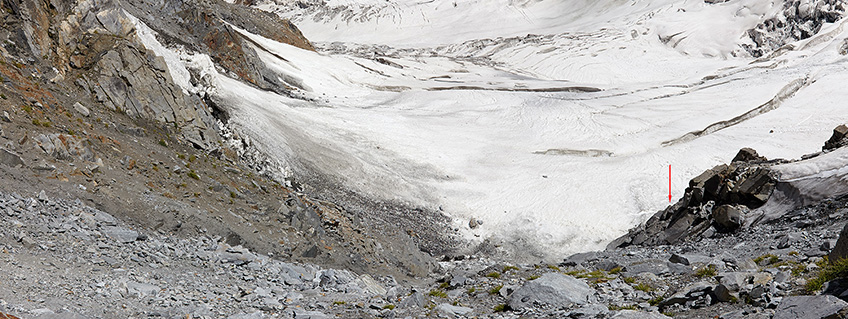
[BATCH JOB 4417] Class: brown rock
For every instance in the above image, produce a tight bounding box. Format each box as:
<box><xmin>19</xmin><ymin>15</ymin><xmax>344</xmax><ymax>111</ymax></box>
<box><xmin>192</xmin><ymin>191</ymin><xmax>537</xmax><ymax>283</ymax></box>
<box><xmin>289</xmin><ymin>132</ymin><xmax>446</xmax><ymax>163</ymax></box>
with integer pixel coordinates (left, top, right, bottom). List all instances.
<box><xmin>824</xmin><ymin>124</ymin><xmax>848</xmax><ymax>151</ymax></box>
<box><xmin>732</xmin><ymin>147</ymin><xmax>766</xmax><ymax>163</ymax></box>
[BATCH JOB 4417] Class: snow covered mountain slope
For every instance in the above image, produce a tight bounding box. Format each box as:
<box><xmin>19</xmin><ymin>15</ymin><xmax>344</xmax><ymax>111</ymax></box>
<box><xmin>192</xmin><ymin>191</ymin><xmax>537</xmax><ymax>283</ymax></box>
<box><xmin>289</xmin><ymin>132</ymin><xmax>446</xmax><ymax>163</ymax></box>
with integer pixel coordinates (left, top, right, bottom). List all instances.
<box><xmin>144</xmin><ymin>0</ymin><xmax>848</xmax><ymax>259</ymax></box>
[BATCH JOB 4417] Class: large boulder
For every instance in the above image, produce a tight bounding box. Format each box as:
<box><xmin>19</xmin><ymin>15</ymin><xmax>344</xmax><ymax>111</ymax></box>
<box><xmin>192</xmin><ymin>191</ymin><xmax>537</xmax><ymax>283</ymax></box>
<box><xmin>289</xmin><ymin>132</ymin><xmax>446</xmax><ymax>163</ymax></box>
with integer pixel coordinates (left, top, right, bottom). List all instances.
<box><xmin>712</xmin><ymin>205</ymin><xmax>745</xmax><ymax>232</ymax></box>
<box><xmin>825</xmin><ymin>124</ymin><xmax>848</xmax><ymax>151</ymax></box>
<box><xmin>830</xmin><ymin>222</ymin><xmax>848</xmax><ymax>263</ymax></box>
<box><xmin>773</xmin><ymin>295</ymin><xmax>848</xmax><ymax>319</ymax></box>
<box><xmin>508</xmin><ymin>273</ymin><xmax>593</xmax><ymax>310</ymax></box>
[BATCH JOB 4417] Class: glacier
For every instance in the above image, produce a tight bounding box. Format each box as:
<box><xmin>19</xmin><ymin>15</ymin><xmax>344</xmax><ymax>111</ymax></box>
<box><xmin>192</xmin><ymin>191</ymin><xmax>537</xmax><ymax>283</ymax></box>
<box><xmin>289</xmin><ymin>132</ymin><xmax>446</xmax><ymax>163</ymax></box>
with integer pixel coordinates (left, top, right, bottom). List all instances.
<box><xmin>137</xmin><ymin>0</ymin><xmax>848</xmax><ymax>259</ymax></box>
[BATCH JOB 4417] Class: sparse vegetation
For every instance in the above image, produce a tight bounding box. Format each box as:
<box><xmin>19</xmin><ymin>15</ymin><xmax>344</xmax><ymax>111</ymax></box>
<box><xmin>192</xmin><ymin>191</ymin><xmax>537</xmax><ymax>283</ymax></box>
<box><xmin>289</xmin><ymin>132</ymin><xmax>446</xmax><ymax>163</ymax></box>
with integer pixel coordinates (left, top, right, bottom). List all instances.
<box><xmin>332</xmin><ymin>301</ymin><xmax>346</xmax><ymax>306</ymax></box>
<box><xmin>634</xmin><ymin>283</ymin><xmax>653</xmax><ymax>292</ymax></box>
<box><xmin>609</xmin><ymin>266</ymin><xmax>623</xmax><ymax>274</ymax></box>
<box><xmin>608</xmin><ymin>304</ymin><xmax>638</xmax><ymax>311</ymax></box>
<box><xmin>695</xmin><ymin>264</ymin><xmax>717</xmax><ymax>278</ymax></box>
<box><xmin>806</xmin><ymin>256</ymin><xmax>848</xmax><ymax>293</ymax></box>
<box><xmin>493</xmin><ymin>304</ymin><xmax>508</xmax><ymax>312</ymax></box>
<box><xmin>623</xmin><ymin>277</ymin><xmax>636</xmax><ymax>284</ymax></box>
<box><xmin>648</xmin><ymin>296</ymin><xmax>664</xmax><ymax>306</ymax></box>
<box><xmin>158</xmin><ymin>139</ymin><xmax>168</xmax><ymax>147</ymax></box>
<box><xmin>428</xmin><ymin>289</ymin><xmax>447</xmax><ymax>298</ymax></box>
<box><xmin>439</xmin><ymin>282</ymin><xmax>450</xmax><ymax>289</ymax></box>
<box><xmin>753</xmin><ymin>254</ymin><xmax>779</xmax><ymax>266</ymax></box>
<box><xmin>187</xmin><ymin>170</ymin><xmax>200</xmax><ymax>180</ymax></box>
<box><xmin>382</xmin><ymin>304</ymin><xmax>395</xmax><ymax>310</ymax></box>
<box><xmin>486</xmin><ymin>272</ymin><xmax>501</xmax><ymax>279</ymax></box>
<box><xmin>503</xmin><ymin>265</ymin><xmax>519</xmax><ymax>272</ymax></box>
<box><xmin>527</xmin><ymin>275</ymin><xmax>540</xmax><ymax>280</ymax></box>
<box><xmin>488</xmin><ymin>284</ymin><xmax>503</xmax><ymax>295</ymax></box>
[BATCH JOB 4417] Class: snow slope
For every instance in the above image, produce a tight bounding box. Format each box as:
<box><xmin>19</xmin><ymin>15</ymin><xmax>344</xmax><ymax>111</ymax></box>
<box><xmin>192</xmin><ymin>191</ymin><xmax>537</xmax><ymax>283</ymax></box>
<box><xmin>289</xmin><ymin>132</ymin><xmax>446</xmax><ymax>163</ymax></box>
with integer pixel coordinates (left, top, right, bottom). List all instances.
<box><xmin>138</xmin><ymin>0</ymin><xmax>848</xmax><ymax>259</ymax></box>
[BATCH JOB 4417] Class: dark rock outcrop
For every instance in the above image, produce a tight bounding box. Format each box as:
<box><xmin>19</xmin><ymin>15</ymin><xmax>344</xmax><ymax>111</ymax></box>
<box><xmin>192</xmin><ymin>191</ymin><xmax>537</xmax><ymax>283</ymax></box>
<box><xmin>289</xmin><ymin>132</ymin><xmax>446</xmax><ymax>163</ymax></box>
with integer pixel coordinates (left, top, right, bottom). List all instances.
<box><xmin>609</xmin><ymin>149</ymin><xmax>779</xmax><ymax>248</ymax></box>
<box><xmin>825</xmin><ymin>124</ymin><xmax>848</xmax><ymax>152</ymax></box>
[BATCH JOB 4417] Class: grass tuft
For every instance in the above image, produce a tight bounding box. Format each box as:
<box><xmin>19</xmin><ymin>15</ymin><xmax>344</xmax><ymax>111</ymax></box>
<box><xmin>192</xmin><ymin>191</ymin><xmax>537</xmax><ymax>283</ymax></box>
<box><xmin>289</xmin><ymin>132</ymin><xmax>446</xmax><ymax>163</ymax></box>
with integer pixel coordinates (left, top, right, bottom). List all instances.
<box><xmin>805</xmin><ymin>256</ymin><xmax>848</xmax><ymax>293</ymax></box>
<box><xmin>695</xmin><ymin>264</ymin><xmax>717</xmax><ymax>278</ymax></box>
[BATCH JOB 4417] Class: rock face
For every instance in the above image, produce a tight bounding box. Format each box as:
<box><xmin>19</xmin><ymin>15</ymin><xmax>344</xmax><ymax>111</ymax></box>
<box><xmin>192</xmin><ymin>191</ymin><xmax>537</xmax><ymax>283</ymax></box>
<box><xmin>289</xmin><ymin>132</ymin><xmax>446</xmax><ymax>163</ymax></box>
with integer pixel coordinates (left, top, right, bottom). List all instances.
<box><xmin>609</xmin><ymin>148</ymin><xmax>779</xmax><ymax>248</ymax></box>
<box><xmin>825</xmin><ymin>124</ymin><xmax>848</xmax><ymax>151</ymax></box>
<box><xmin>773</xmin><ymin>295</ymin><xmax>848</xmax><ymax>319</ymax></box>
<box><xmin>507</xmin><ymin>273</ymin><xmax>593</xmax><ymax>310</ymax></box>
<box><xmin>3</xmin><ymin>0</ymin><xmax>314</xmax><ymax>150</ymax></box>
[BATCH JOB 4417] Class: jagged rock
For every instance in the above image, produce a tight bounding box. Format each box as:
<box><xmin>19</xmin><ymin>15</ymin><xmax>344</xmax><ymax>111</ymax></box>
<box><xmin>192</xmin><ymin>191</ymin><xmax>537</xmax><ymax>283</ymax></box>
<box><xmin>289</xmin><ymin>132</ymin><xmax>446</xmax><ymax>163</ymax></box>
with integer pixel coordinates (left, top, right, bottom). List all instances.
<box><xmin>826</xmin><ymin>125</ymin><xmax>848</xmax><ymax>151</ymax></box>
<box><xmin>435</xmin><ymin>303</ymin><xmax>473</xmax><ymax>317</ymax></box>
<box><xmin>713</xmin><ymin>205</ymin><xmax>745</xmax><ymax>232</ymax></box>
<box><xmin>508</xmin><ymin>273</ymin><xmax>593</xmax><ymax>310</ymax></box>
<box><xmin>0</xmin><ymin>148</ymin><xmax>24</xmax><ymax>168</ymax></box>
<box><xmin>609</xmin><ymin>161</ymin><xmax>777</xmax><ymax>248</ymax></box>
<box><xmin>830</xmin><ymin>222</ymin><xmax>848</xmax><ymax>262</ymax></box>
<box><xmin>669</xmin><ymin>253</ymin><xmax>690</xmax><ymax>265</ymax></box>
<box><xmin>34</xmin><ymin>134</ymin><xmax>95</xmax><ymax>162</ymax></box>
<box><xmin>719</xmin><ymin>272</ymin><xmax>749</xmax><ymax>291</ymax></box>
<box><xmin>773</xmin><ymin>295</ymin><xmax>848</xmax><ymax>319</ymax></box>
<box><xmin>732</xmin><ymin>148</ymin><xmax>766</xmax><ymax>163</ymax></box>
<box><xmin>713</xmin><ymin>284</ymin><xmax>734</xmax><ymax>302</ymax></box>
<box><xmin>660</xmin><ymin>281</ymin><xmax>715</xmax><ymax>309</ymax></box>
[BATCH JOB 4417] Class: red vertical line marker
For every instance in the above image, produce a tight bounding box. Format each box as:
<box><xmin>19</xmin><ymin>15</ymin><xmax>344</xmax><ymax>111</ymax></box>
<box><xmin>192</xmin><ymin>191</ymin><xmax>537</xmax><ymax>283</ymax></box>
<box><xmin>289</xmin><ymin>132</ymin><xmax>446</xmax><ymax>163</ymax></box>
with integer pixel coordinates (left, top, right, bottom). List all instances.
<box><xmin>668</xmin><ymin>164</ymin><xmax>672</xmax><ymax>202</ymax></box>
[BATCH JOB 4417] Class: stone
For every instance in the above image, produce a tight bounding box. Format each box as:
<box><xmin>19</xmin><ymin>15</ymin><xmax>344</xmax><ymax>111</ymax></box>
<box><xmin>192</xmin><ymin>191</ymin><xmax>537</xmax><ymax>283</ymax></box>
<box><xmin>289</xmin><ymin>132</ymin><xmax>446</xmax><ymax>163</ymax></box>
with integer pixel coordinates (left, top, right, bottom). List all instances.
<box><xmin>292</xmin><ymin>310</ymin><xmax>329</xmax><ymax>319</ymax></box>
<box><xmin>399</xmin><ymin>291</ymin><xmax>425</xmax><ymax>308</ymax></box>
<box><xmin>714</xmin><ymin>284</ymin><xmax>734</xmax><ymax>302</ymax></box>
<box><xmin>660</xmin><ymin>281</ymin><xmax>714</xmax><ymax>308</ymax></box>
<box><xmin>569</xmin><ymin>304</ymin><xmax>609</xmax><ymax>318</ymax></box>
<box><xmin>562</xmin><ymin>251</ymin><xmax>599</xmax><ymax>267</ymax></box>
<box><xmin>624</xmin><ymin>260</ymin><xmax>670</xmax><ymax>276</ymax></box>
<box><xmin>508</xmin><ymin>273</ymin><xmax>593</xmax><ymax>310</ymax></box>
<box><xmin>773</xmin><ymin>295</ymin><xmax>848</xmax><ymax>319</ymax></box>
<box><xmin>72</xmin><ymin>102</ymin><xmax>90</xmax><ymax>117</ymax></box>
<box><xmin>227</xmin><ymin>312</ymin><xmax>266</xmax><ymax>319</ymax></box>
<box><xmin>435</xmin><ymin>303</ymin><xmax>473</xmax><ymax>317</ymax></box>
<box><xmin>719</xmin><ymin>272</ymin><xmax>749</xmax><ymax>291</ymax></box>
<box><xmin>469</xmin><ymin>218</ymin><xmax>481</xmax><ymax>228</ymax></box>
<box><xmin>126</xmin><ymin>281</ymin><xmax>160</xmax><ymax>298</ymax></box>
<box><xmin>731</xmin><ymin>148</ymin><xmax>765</xmax><ymax>163</ymax></box>
<box><xmin>101</xmin><ymin>226</ymin><xmax>139</xmax><ymax>243</ymax></box>
<box><xmin>713</xmin><ymin>205</ymin><xmax>744</xmax><ymax>232</ymax></box>
<box><xmin>669</xmin><ymin>253</ymin><xmax>690</xmax><ymax>265</ymax></box>
<box><xmin>596</xmin><ymin>259</ymin><xmax>623</xmax><ymax>272</ymax></box>
<box><xmin>0</xmin><ymin>149</ymin><xmax>24</xmax><ymax>168</ymax></box>
<box><xmin>450</xmin><ymin>274</ymin><xmax>469</xmax><ymax>287</ymax></box>
<box><xmin>0</xmin><ymin>112</ymin><xmax>10</xmax><ymax>122</ymax></box>
<box><xmin>610</xmin><ymin>310</ymin><xmax>671</xmax><ymax>318</ymax></box>
<box><xmin>830</xmin><ymin>222</ymin><xmax>848</xmax><ymax>263</ymax></box>
<box><xmin>824</xmin><ymin>124</ymin><xmax>848</xmax><ymax>151</ymax></box>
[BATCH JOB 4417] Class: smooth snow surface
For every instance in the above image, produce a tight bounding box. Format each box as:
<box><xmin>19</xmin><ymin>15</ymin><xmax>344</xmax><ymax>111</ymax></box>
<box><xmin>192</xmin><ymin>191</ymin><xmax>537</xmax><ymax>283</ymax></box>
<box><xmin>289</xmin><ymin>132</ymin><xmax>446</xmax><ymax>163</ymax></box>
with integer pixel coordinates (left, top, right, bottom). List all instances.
<box><xmin>144</xmin><ymin>0</ymin><xmax>848</xmax><ymax>259</ymax></box>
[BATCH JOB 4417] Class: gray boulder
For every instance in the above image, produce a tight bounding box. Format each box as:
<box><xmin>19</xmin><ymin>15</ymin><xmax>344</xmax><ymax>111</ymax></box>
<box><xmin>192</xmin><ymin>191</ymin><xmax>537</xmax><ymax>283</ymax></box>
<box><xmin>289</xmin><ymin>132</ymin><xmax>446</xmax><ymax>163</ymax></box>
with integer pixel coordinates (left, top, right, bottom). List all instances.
<box><xmin>773</xmin><ymin>295</ymin><xmax>848</xmax><ymax>319</ymax></box>
<box><xmin>610</xmin><ymin>310</ymin><xmax>671</xmax><ymax>318</ymax></box>
<box><xmin>830</xmin><ymin>222</ymin><xmax>848</xmax><ymax>263</ymax></box>
<box><xmin>435</xmin><ymin>303</ymin><xmax>473</xmax><ymax>317</ymax></box>
<box><xmin>713</xmin><ymin>205</ymin><xmax>745</xmax><ymax>232</ymax></box>
<box><xmin>0</xmin><ymin>148</ymin><xmax>24</xmax><ymax>168</ymax></box>
<box><xmin>101</xmin><ymin>226</ymin><xmax>140</xmax><ymax>243</ymax></box>
<box><xmin>508</xmin><ymin>273</ymin><xmax>593</xmax><ymax>310</ymax></box>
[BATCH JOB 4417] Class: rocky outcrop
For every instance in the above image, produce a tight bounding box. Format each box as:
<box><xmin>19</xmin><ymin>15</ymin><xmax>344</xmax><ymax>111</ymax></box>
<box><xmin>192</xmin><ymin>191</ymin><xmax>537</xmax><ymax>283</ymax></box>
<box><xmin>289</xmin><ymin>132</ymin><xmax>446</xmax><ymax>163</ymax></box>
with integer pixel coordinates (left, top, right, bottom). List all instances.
<box><xmin>825</xmin><ymin>124</ymin><xmax>848</xmax><ymax>152</ymax></box>
<box><xmin>609</xmin><ymin>148</ymin><xmax>779</xmax><ymax>248</ymax></box>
